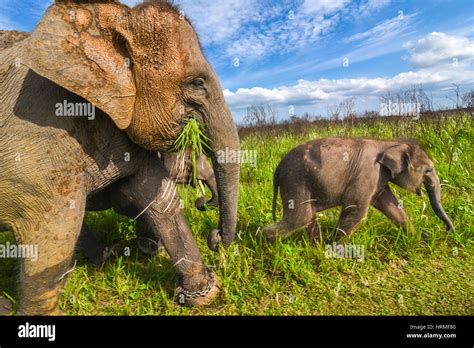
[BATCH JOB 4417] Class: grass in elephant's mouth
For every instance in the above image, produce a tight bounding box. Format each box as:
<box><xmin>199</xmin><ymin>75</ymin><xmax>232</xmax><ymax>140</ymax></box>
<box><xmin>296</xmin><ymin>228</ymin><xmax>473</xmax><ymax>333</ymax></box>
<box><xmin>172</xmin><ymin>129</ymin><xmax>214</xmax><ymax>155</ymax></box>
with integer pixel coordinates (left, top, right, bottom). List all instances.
<box><xmin>0</xmin><ymin>112</ymin><xmax>472</xmax><ymax>315</ymax></box>
<box><xmin>173</xmin><ymin>116</ymin><xmax>211</xmax><ymax>186</ymax></box>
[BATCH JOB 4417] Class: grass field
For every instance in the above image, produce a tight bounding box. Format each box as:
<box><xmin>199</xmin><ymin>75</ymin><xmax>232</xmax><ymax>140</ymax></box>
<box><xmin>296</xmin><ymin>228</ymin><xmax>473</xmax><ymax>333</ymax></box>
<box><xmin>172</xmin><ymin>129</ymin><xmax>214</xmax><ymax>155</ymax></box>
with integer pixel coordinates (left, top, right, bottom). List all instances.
<box><xmin>1</xmin><ymin>112</ymin><xmax>473</xmax><ymax>315</ymax></box>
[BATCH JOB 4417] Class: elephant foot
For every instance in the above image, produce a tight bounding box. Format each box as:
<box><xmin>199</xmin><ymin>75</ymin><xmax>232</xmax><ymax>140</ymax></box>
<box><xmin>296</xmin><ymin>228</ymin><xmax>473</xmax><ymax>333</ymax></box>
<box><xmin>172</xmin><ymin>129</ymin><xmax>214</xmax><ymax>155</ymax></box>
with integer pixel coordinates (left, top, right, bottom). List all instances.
<box><xmin>77</xmin><ymin>224</ymin><xmax>114</xmax><ymax>264</ymax></box>
<box><xmin>18</xmin><ymin>289</ymin><xmax>62</xmax><ymax>316</ymax></box>
<box><xmin>264</xmin><ymin>221</ymin><xmax>299</xmax><ymax>242</ymax></box>
<box><xmin>137</xmin><ymin>237</ymin><xmax>164</xmax><ymax>256</ymax></box>
<box><xmin>177</xmin><ymin>269</ymin><xmax>220</xmax><ymax>306</ymax></box>
<box><xmin>17</xmin><ymin>304</ymin><xmax>66</xmax><ymax>316</ymax></box>
<box><xmin>0</xmin><ymin>296</ymin><xmax>13</xmax><ymax>316</ymax></box>
<box><xmin>263</xmin><ymin>225</ymin><xmax>279</xmax><ymax>242</ymax></box>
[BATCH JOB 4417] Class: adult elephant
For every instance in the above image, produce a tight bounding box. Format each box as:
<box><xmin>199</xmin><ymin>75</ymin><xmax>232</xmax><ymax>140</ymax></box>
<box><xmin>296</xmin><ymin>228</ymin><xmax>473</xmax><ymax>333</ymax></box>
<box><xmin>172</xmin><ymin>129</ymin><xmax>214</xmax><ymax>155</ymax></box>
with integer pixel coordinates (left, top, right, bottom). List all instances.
<box><xmin>0</xmin><ymin>0</ymin><xmax>240</xmax><ymax>315</ymax></box>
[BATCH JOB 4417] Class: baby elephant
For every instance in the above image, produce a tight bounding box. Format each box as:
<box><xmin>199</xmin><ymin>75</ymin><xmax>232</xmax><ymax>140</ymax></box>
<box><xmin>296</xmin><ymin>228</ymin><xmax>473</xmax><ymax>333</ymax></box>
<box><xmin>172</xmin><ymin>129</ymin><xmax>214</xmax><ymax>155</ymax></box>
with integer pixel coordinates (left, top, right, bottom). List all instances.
<box><xmin>264</xmin><ymin>137</ymin><xmax>454</xmax><ymax>242</ymax></box>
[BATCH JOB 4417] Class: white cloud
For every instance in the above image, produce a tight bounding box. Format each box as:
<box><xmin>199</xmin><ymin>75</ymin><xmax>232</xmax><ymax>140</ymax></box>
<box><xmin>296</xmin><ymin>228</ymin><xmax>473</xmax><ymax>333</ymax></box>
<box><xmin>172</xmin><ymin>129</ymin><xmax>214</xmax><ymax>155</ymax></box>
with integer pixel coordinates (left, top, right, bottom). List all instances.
<box><xmin>174</xmin><ymin>0</ymin><xmax>357</xmax><ymax>61</ymax></box>
<box><xmin>176</xmin><ymin>0</ymin><xmax>257</xmax><ymax>46</ymax></box>
<box><xmin>405</xmin><ymin>32</ymin><xmax>474</xmax><ymax>68</ymax></box>
<box><xmin>356</xmin><ymin>0</ymin><xmax>391</xmax><ymax>17</ymax></box>
<box><xmin>224</xmin><ymin>9</ymin><xmax>337</xmax><ymax>59</ymax></box>
<box><xmin>224</xmin><ymin>68</ymin><xmax>474</xmax><ymax>109</ymax></box>
<box><xmin>222</xmin><ymin>2</ymin><xmax>346</xmax><ymax>60</ymax></box>
<box><xmin>224</xmin><ymin>32</ymin><xmax>474</xmax><ymax>110</ymax></box>
<box><xmin>347</xmin><ymin>13</ymin><xmax>416</xmax><ymax>44</ymax></box>
<box><xmin>301</xmin><ymin>0</ymin><xmax>350</xmax><ymax>15</ymax></box>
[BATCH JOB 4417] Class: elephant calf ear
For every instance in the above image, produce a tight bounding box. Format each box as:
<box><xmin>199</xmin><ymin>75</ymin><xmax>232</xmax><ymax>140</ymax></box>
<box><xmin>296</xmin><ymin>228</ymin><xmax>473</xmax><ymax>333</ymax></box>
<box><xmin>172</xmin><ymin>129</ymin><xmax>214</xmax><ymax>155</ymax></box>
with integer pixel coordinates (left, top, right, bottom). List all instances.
<box><xmin>377</xmin><ymin>144</ymin><xmax>410</xmax><ymax>178</ymax></box>
<box><xmin>22</xmin><ymin>3</ymin><xmax>136</xmax><ymax>129</ymax></box>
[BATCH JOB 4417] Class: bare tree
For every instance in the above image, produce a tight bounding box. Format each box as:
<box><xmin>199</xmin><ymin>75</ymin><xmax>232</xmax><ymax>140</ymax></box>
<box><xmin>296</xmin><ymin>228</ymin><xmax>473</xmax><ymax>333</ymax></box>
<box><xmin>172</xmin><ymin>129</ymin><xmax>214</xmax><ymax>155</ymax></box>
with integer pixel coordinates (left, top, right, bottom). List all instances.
<box><xmin>340</xmin><ymin>98</ymin><xmax>356</xmax><ymax>126</ymax></box>
<box><xmin>289</xmin><ymin>112</ymin><xmax>313</xmax><ymax>123</ymax></box>
<box><xmin>326</xmin><ymin>98</ymin><xmax>357</xmax><ymax>124</ymax></box>
<box><xmin>243</xmin><ymin>104</ymin><xmax>278</xmax><ymax>126</ymax></box>
<box><xmin>446</xmin><ymin>84</ymin><xmax>461</xmax><ymax>109</ymax></box>
<box><xmin>326</xmin><ymin>102</ymin><xmax>341</xmax><ymax>121</ymax></box>
<box><xmin>380</xmin><ymin>85</ymin><xmax>433</xmax><ymax>116</ymax></box>
<box><xmin>361</xmin><ymin>110</ymin><xmax>379</xmax><ymax>118</ymax></box>
<box><xmin>461</xmin><ymin>89</ymin><xmax>474</xmax><ymax>108</ymax></box>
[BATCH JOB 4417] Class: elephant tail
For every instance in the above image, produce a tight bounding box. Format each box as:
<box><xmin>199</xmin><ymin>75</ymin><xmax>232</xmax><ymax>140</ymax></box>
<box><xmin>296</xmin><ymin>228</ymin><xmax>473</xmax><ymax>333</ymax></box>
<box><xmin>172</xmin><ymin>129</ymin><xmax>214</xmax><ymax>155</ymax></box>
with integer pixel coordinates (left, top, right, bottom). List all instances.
<box><xmin>272</xmin><ymin>166</ymin><xmax>280</xmax><ymax>222</ymax></box>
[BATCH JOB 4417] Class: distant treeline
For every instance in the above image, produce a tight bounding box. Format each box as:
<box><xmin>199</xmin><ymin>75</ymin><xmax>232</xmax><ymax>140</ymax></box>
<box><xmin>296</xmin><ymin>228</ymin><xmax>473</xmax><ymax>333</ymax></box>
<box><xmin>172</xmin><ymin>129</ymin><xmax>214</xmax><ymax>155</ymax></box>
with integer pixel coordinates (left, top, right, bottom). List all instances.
<box><xmin>238</xmin><ymin>86</ymin><xmax>474</xmax><ymax>137</ymax></box>
<box><xmin>238</xmin><ymin>107</ymin><xmax>473</xmax><ymax>138</ymax></box>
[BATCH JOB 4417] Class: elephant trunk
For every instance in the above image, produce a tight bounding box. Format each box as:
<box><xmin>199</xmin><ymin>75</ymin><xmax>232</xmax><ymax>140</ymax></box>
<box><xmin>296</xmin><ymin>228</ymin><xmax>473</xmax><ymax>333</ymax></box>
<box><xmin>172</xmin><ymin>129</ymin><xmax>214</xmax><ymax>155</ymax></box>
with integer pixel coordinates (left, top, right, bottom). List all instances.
<box><xmin>205</xmin><ymin>98</ymin><xmax>240</xmax><ymax>251</ymax></box>
<box><xmin>424</xmin><ymin>173</ymin><xmax>454</xmax><ymax>231</ymax></box>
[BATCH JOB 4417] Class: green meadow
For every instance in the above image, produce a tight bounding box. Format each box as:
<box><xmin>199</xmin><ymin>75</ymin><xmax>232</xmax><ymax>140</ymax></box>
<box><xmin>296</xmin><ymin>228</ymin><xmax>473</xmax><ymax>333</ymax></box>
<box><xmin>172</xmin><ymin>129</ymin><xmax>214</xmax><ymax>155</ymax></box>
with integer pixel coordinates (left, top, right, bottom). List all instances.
<box><xmin>1</xmin><ymin>112</ymin><xmax>472</xmax><ymax>315</ymax></box>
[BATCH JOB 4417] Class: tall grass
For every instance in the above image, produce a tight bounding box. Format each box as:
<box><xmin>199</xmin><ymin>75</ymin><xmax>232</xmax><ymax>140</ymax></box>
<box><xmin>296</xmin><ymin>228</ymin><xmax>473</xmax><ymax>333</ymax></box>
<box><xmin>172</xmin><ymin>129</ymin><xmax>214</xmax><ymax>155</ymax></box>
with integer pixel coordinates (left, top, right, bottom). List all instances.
<box><xmin>173</xmin><ymin>116</ymin><xmax>211</xmax><ymax>185</ymax></box>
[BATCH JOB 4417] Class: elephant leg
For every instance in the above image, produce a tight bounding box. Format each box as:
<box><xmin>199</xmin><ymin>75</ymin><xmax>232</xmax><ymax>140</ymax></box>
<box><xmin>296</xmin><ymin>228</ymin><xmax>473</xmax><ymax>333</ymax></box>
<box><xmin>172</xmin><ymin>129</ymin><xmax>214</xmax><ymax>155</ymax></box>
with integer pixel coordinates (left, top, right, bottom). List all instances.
<box><xmin>264</xmin><ymin>185</ymin><xmax>316</xmax><ymax>242</ymax></box>
<box><xmin>136</xmin><ymin>223</ymin><xmax>163</xmax><ymax>256</ymax></box>
<box><xmin>17</xmin><ymin>193</ymin><xmax>85</xmax><ymax>315</ymax></box>
<box><xmin>372</xmin><ymin>187</ymin><xmax>408</xmax><ymax>230</ymax></box>
<box><xmin>148</xmin><ymin>209</ymin><xmax>219</xmax><ymax>305</ymax></box>
<box><xmin>306</xmin><ymin>218</ymin><xmax>321</xmax><ymax>244</ymax></box>
<box><xmin>0</xmin><ymin>296</ymin><xmax>13</xmax><ymax>315</ymax></box>
<box><xmin>76</xmin><ymin>224</ymin><xmax>113</xmax><ymax>264</ymax></box>
<box><xmin>112</xmin><ymin>161</ymin><xmax>218</xmax><ymax>306</ymax></box>
<box><xmin>333</xmin><ymin>200</ymin><xmax>370</xmax><ymax>241</ymax></box>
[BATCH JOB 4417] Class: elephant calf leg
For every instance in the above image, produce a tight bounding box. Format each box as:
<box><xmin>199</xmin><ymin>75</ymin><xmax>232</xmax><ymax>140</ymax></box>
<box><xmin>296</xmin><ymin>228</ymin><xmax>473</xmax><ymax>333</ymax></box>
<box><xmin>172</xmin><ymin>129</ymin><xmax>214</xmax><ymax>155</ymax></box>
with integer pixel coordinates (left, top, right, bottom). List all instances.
<box><xmin>265</xmin><ymin>202</ymin><xmax>316</xmax><ymax>242</ymax></box>
<box><xmin>372</xmin><ymin>187</ymin><xmax>411</xmax><ymax>231</ymax></box>
<box><xmin>265</xmin><ymin>182</ymin><xmax>319</xmax><ymax>242</ymax></box>
<box><xmin>333</xmin><ymin>202</ymin><xmax>369</xmax><ymax>241</ymax></box>
<box><xmin>264</xmin><ymin>219</ymin><xmax>296</xmax><ymax>241</ymax></box>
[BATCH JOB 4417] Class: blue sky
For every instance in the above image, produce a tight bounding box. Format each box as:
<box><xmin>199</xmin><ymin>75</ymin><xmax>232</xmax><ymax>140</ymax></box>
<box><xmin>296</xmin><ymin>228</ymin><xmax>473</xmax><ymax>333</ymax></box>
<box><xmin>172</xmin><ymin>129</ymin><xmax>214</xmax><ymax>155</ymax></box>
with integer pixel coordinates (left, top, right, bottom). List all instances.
<box><xmin>1</xmin><ymin>0</ymin><xmax>473</xmax><ymax>123</ymax></box>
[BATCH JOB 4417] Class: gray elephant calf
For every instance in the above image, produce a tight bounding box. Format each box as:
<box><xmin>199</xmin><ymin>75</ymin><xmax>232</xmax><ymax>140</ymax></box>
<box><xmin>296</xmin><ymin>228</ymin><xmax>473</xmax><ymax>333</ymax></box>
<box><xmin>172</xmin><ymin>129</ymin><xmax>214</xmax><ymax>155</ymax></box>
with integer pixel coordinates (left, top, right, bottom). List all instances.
<box><xmin>264</xmin><ymin>137</ymin><xmax>454</xmax><ymax>242</ymax></box>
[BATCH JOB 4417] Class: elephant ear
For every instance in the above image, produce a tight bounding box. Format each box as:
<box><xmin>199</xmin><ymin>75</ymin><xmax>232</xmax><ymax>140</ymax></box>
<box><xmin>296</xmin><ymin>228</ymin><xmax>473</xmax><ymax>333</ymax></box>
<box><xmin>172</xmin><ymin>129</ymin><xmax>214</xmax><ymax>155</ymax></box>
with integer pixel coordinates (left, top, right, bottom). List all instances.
<box><xmin>377</xmin><ymin>144</ymin><xmax>411</xmax><ymax>178</ymax></box>
<box><xmin>22</xmin><ymin>2</ymin><xmax>136</xmax><ymax>129</ymax></box>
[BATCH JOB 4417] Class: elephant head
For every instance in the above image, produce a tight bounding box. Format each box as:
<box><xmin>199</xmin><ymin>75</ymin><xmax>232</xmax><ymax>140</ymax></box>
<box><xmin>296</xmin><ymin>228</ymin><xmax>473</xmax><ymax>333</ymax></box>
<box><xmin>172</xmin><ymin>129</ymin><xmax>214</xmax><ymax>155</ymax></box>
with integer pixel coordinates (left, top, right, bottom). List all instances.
<box><xmin>22</xmin><ymin>0</ymin><xmax>240</xmax><ymax>250</ymax></box>
<box><xmin>377</xmin><ymin>141</ymin><xmax>454</xmax><ymax>231</ymax></box>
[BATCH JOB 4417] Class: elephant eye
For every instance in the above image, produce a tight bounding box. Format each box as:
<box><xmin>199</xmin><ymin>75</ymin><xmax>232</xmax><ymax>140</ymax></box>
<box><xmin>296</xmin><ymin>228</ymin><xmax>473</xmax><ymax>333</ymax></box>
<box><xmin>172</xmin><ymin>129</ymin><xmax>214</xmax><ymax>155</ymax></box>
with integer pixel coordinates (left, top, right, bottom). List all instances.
<box><xmin>190</xmin><ymin>78</ymin><xmax>206</xmax><ymax>91</ymax></box>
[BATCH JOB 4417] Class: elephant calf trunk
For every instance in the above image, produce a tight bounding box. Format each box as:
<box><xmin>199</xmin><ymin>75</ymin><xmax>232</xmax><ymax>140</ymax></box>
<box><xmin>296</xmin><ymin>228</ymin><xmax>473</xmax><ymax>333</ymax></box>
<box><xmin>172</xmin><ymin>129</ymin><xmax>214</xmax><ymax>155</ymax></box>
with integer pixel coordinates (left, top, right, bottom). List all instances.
<box><xmin>424</xmin><ymin>182</ymin><xmax>454</xmax><ymax>231</ymax></box>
